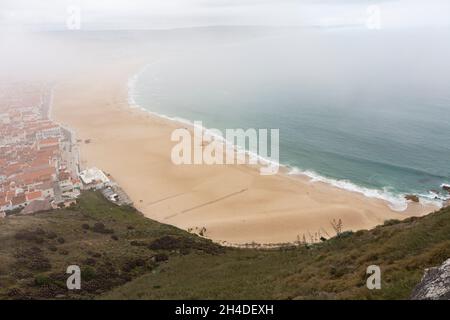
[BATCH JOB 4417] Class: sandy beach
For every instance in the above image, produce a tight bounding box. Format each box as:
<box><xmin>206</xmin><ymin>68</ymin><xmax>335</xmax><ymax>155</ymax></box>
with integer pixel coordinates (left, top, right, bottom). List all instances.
<box><xmin>51</xmin><ymin>51</ymin><xmax>437</xmax><ymax>245</ymax></box>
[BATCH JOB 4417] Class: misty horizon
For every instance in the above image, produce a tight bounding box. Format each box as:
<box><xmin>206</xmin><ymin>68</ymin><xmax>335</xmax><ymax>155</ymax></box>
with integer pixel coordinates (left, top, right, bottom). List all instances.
<box><xmin>1</xmin><ymin>0</ymin><xmax>450</xmax><ymax>31</ymax></box>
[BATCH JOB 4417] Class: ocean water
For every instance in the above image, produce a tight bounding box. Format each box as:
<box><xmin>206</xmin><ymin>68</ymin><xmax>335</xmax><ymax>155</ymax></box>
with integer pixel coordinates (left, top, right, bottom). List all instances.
<box><xmin>130</xmin><ymin>28</ymin><xmax>450</xmax><ymax>210</ymax></box>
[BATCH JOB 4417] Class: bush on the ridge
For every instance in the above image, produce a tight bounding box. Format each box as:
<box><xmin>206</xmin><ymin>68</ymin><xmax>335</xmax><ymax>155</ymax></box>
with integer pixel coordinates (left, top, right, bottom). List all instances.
<box><xmin>384</xmin><ymin>219</ymin><xmax>401</xmax><ymax>226</ymax></box>
<box><xmin>46</xmin><ymin>231</ymin><xmax>57</xmax><ymax>239</ymax></box>
<box><xmin>153</xmin><ymin>253</ymin><xmax>169</xmax><ymax>262</ymax></box>
<box><xmin>148</xmin><ymin>235</ymin><xmax>224</xmax><ymax>254</ymax></box>
<box><xmin>34</xmin><ymin>275</ymin><xmax>52</xmax><ymax>286</ymax></box>
<box><xmin>92</xmin><ymin>222</ymin><xmax>114</xmax><ymax>234</ymax></box>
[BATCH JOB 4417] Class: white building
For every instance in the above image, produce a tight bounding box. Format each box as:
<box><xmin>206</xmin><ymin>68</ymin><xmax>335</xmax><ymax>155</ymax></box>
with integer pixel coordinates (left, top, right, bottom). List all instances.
<box><xmin>79</xmin><ymin>167</ymin><xmax>110</xmax><ymax>189</ymax></box>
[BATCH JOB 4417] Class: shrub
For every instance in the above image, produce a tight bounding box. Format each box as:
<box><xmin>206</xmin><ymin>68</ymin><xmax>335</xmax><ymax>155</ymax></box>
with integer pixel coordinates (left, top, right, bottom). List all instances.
<box><xmin>15</xmin><ymin>229</ymin><xmax>39</xmax><ymax>241</ymax></box>
<box><xmin>30</xmin><ymin>256</ymin><xmax>52</xmax><ymax>271</ymax></box>
<box><xmin>82</xmin><ymin>266</ymin><xmax>96</xmax><ymax>281</ymax></box>
<box><xmin>46</xmin><ymin>231</ymin><xmax>57</xmax><ymax>239</ymax></box>
<box><xmin>337</xmin><ymin>231</ymin><xmax>354</xmax><ymax>239</ymax></box>
<box><xmin>122</xmin><ymin>258</ymin><xmax>146</xmax><ymax>272</ymax></box>
<box><xmin>92</xmin><ymin>222</ymin><xmax>114</xmax><ymax>234</ymax></box>
<box><xmin>154</xmin><ymin>253</ymin><xmax>169</xmax><ymax>262</ymax></box>
<box><xmin>329</xmin><ymin>265</ymin><xmax>350</xmax><ymax>278</ymax></box>
<box><xmin>179</xmin><ymin>248</ymin><xmax>191</xmax><ymax>255</ymax></box>
<box><xmin>130</xmin><ymin>240</ymin><xmax>147</xmax><ymax>246</ymax></box>
<box><xmin>93</xmin><ymin>222</ymin><xmax>105</xmax><ymax>231</ymax></box>
<box><xmin>148</xmin><ymin>236</ymin><xmax>188</xmax><ymax>250</ymax></box>
<box><xmin>148</xmin><ymin>235</ymin><xmax>224</xmax><ymax>254</ymax></box>
<box><xmin>68</xmin><ymin>202</ymin><xmax>77</xmax><ymax>209</ymax></box>
<box><xmin>34</xmin><ymin>275</ymin><xmax>52</xmax><ymax>286</ymax></box>
<box><xmin>384</xmin><ymin>219</ymin><xmax>401</xmax><ymax>226</ymax></box>
<box><xmin>84</xmin><ymin>258</ymin><xmax>97</xmax><ymax>266</ymax></box>
<box><xmin>7</xmin><ymin>288</ymin><xmax>25</xmax><ymax>298</ymax></box>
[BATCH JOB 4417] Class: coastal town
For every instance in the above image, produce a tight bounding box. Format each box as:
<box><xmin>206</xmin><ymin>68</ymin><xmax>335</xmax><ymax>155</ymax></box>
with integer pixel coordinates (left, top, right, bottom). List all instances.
<box><xmin>0</xmin><ymin>83</ymin><xmax>131</xmax><ymax>218</ymax></box>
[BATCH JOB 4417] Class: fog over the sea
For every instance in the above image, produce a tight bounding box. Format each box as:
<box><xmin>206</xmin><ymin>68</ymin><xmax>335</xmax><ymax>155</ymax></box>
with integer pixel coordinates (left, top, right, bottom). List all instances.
<box><xmin>0</xmin><ymin>0</ymin><xmax>449</xmax><ymax>82</ymax></box>
<box><xmin>1</xmin><ymin>0</ymin><xmax>450</xmax><ymax>30</ymax></box>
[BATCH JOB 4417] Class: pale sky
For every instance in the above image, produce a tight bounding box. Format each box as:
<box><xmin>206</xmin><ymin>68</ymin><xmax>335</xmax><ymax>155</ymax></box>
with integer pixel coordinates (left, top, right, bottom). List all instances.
<box><xmin>1</xmin><ymin>0</ymin><xmax>450</xmax><ymax>30</ymax></box>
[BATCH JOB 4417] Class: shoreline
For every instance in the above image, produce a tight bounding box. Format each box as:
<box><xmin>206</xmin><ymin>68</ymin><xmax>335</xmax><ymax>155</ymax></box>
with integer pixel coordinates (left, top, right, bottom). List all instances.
<box><xmin>51</xmin><ymin>54</ymin><xmax>439</xmax><ymax>245</ymax></box>
<box><xmin>127</xmin><ymin>62</ymin><xmax>444</xmax><ymax>213</ymax></box>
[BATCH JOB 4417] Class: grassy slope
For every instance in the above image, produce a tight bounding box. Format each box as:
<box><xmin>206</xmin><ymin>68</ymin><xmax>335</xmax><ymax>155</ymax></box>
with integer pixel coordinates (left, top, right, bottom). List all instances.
<box><xmin>0</xmin><ymin>191</ymin><xmax>221</xmax><ymax>299</ymax></box>
<box><xmin>1</xmin><ymin>192</ymin><xmax>449</xmax><ymax>300</ymax></box>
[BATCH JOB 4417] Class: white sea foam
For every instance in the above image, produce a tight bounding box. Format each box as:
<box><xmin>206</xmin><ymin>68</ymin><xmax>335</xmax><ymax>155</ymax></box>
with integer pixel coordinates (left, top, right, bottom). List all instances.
<box><xmin>287</xmin><ymin>167</ymin><xmax>412</xmax><ymax>211</ymax></box>
<box><xmin>418</xmin><ymin>189</ymin><xmax>449</xmax><ymax>205</ymax></box>
<box><xmin>127</xmin><ymin>64</ymin><xmax>445</xmax><ymax>212</ymax></box>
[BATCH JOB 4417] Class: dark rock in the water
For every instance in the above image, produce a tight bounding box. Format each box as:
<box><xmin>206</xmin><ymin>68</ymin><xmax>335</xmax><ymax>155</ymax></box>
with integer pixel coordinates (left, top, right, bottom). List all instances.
<box><xmin>405</xmin><ymin>194</ymin><xmax>419</xmax><ymax>203</ymax></box>
<box><xmin>442</xmin><ymin>184</ymin><xmax>450</xmax><ymax>193</ymax></box>
<box><xmin>411</xmin><ymin>259</ymin><xmax>450</xmax><ymax>300</ymax></box>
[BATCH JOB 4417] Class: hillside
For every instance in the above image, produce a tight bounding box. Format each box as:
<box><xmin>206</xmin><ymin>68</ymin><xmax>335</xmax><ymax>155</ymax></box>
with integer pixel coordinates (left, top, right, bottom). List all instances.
<box><xmin>0</xmin><ymin>191</ymin><xmax>449</xmax><ymax>300</ymax></box>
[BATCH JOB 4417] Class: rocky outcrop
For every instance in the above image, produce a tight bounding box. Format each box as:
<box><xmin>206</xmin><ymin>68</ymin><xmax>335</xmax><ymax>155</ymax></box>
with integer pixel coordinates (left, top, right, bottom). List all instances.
<box><xmin>442</xmin><ymin>184</ymin><xmax>450</xmax><ymax>193</ymax></box>
<box><xmin>405</xmin><ymin>194</ymin><xmax>419</xmax><ymax>203</ymax></box>
<box><xmin>411</xmin><ymin>259</ymin><xmax>450</xmax><ymax>300</ymax></box>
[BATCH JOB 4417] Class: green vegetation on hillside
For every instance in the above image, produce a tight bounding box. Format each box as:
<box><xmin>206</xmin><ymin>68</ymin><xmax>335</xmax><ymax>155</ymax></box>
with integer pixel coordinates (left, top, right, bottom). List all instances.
<box><xmin>0</xmin><ymin>191</ymin><xmax>449</xmax><ymax>300</ymax></box>
<box><xmin>0</xmin><ymin>192</ymin><xmax>221</xmax><ymax>300</ymax></box>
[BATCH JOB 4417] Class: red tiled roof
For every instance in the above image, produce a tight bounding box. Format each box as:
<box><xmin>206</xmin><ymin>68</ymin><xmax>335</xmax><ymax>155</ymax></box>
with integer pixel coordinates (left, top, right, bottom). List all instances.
<box><xmin>35</xmin><ymin>181</ymin><xmax>54</xmax><ymax>191</ymax></box>
<box><xmin>26</xmin><ymin>191</ymin><xmax>42</xmax><ymax>201</ymax></box>
<box><xmin>5</xmin><ymin>191</ymin><xmax>15</xmax><ymax>201</ymax></box>
<box><xmin>39</xmin><ymin>137</ymin><xmax>59</xmax><ymax>145</ymax></box>
<box><xmin>0</xmin><ymin>196</ymin><xmax>10</xmax><ymax>207</ymax></box>
<box><xmin>29</xmin><ymin>157</ymin><xmax>51</xmax><ymax>168</ymax></box>
<box><xmin>11</xmin><ymin>194</ymin><xmax>26</xmax><ymax>206</ymax></box>
<box><xmin>59</xmin><ymin>171</ymin><xmax>71</xmax><ymax>181</ymax></box>
<box><xmin>14</xmin><ymin>166</ymin><xmax>56</xmax><ymax>185</ymax></box>
<box><xmin>3</xmin><ymin>163</ymin><xmax>23</xmax><ymax>177</ymax></box>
